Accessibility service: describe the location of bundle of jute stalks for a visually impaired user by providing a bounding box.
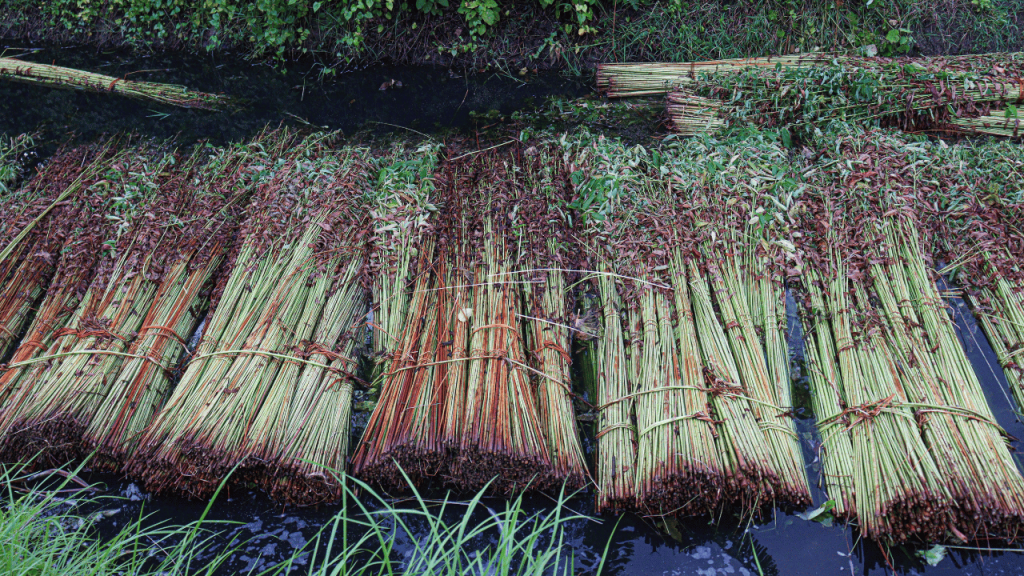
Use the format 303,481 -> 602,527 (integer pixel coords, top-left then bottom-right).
793,128 -> 1024,542
598,51 -> 1024,138
128,133 -> 373,500
929,139 -> 1024,410
85,134 -> 289,469
513,144 -> 590,493
567,130 -> 810,515
355,147 -> 560,494
666,52 -> 1024,137
350,143 -> 442,490
597,54 -> 825,98
601,51 -> 1024,99
0,144 -> 179,465
676,134 -> 810,513
0,143 -> 144,461
0,143 -> 113,360
366,142 -> 441,384
0,57 -> 229,109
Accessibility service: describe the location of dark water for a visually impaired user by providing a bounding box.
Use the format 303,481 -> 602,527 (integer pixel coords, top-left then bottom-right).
0,44 -> 589,156
4,45 -> 1024,576
62,287 -> 1024,576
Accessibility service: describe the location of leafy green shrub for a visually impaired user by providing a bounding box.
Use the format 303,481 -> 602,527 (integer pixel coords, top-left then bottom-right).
27,0 -> 609,57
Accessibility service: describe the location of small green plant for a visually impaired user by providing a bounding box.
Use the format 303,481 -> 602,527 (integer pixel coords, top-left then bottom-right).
881,26 -> 913,55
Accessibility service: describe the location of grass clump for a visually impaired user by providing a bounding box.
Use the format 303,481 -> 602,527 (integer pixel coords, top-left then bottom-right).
0,464 -> 240,575
0,133 -> 34,195
0,462 -> 603,576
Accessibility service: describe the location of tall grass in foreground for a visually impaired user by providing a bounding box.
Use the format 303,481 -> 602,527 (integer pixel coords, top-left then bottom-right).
0,462 -> 603,576
0,463 -> 241,575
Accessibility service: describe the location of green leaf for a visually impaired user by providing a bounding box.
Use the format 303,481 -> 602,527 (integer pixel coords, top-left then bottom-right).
917,545 -> 947,567
313,1 -> 322,11
885,29 -> 900,43
796,500 -> 836,527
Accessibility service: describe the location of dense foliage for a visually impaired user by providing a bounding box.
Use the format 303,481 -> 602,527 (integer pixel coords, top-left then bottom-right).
2,0 -> 1020,67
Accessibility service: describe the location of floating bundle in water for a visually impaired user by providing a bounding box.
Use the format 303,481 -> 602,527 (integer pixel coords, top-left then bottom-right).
793,208 -> 951,542
792,140 -> 952,540
795,128 -> 1024,541
128,134 -> 372,498
0,57 -> 229,109
665,52 -> 1024,137
689,140 -> 810,510
596,54 -> 821,98
453,154 -> 554,492
569,133 -> 729,510
568,136 -> 683,513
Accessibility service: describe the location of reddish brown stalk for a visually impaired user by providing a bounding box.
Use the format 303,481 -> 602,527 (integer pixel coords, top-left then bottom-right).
0,144 -> 109,359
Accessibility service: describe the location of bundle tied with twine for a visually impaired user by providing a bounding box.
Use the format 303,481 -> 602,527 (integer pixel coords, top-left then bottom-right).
514,144 -> 590,493
244,145 -> 374,506
601,52 -> 1024,99
0,145 -> 184,465
669,134 -> 809,512
127,134 -> 378,499
0,143 -> 148,458
83,131 -> 293,468
663,52 -> 1024,137
597,54 -> 826,98
367,143 -> 441,383
350,143 -> 442,490
0,56 -> 229,110
794,128 -> 1024,542
569,131 -> 810,515
930,138 -> 1024,412
354,147 -> 557,494
0,143 -> 112,360
793,192 -> 951,542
